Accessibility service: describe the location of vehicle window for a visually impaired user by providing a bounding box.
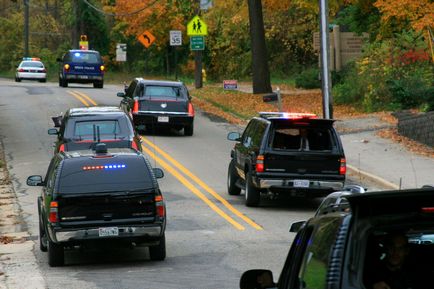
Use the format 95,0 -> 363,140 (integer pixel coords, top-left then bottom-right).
45,157 -> 61,193
270,127 -> 333,151
143,86 -> 182,99
58,157 -> 154,194
242,120 -> 257,148
73,120 -> 121,140
251,121 -> 266,150
66,52 -> 101,64
21,61 -> 43,68
296,217 -> 342,289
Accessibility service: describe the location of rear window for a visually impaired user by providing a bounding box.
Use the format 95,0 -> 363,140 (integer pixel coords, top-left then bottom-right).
270,125 -> 333,151
143,85 -> 183,99
58,156 -> 154,194
20,61 -> 44,68
73,120 -> 122,140
65,52 -> 102,64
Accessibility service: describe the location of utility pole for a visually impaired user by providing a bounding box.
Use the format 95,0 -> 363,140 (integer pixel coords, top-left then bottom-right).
319,0 -> 333,119
194,0 -> 203,88
24,0 -> 29,57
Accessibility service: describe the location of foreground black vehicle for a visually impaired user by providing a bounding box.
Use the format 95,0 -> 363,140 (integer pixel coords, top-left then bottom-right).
48,106 -> 142,153
117,78 -> 195,136
27,145 -> 166,267
227,112 -> 346,207
240,186 -> 434,289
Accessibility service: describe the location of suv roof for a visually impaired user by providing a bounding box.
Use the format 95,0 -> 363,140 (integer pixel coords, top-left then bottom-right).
258,111 -> 318,120
135,78 -> 184,87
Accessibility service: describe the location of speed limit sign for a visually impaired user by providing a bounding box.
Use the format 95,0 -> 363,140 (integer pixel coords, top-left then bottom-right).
170,30 -> 182,46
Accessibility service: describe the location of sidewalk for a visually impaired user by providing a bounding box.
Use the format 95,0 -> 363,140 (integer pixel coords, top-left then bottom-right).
336,116 -> 434,190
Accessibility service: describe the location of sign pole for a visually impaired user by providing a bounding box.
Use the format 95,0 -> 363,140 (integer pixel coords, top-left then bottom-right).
319,0 -> 333,119
175,47 -> 178,80
194,51 -> 203,88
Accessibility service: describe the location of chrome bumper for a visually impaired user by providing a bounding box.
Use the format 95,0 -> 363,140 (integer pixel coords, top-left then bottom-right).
55,226 -> 162,242
259,179 -> 344,190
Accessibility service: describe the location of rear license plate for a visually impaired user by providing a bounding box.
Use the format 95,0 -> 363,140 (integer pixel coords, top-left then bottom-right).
78,75 -> 89,79
158,116 -> 169,123
99,227 -> 119,237
293,180 -> 310,188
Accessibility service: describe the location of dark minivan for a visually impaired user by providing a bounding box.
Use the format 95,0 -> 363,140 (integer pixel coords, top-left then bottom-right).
57,49 -> 105,88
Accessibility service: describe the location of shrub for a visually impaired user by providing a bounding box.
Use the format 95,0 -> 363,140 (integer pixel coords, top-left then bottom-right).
295,68 -> 321,89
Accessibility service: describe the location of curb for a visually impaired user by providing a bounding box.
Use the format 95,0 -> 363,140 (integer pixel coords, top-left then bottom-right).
347,164 -> 399,190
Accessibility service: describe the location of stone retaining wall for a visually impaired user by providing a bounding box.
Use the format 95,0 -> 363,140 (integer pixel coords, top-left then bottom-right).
395,111 -> 434,147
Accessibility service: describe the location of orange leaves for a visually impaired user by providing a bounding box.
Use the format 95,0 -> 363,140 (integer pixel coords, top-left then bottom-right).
374,0 -> 434,31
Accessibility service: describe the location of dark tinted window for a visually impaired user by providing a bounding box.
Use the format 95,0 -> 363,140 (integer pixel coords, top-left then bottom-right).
20,61 -> 44,68
58,156 -> 154,194
143,85 -> 183,99
270,126 -> 333,151
65,51 -> 101,64
73,120 -> 121,139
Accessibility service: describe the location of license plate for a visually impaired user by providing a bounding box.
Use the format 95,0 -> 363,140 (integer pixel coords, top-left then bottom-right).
293,180 -> 310,188
78,75 -> 89,79
98,227 -> 119,237
158,116 -> 169,123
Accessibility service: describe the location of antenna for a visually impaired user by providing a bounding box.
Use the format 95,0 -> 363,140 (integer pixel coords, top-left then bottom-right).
93,124 -> 97,142
97,126 -> 101,143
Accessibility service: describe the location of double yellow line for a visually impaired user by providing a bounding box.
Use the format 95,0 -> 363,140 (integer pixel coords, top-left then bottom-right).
67,90 -> 98,106
66,90 -> 262,231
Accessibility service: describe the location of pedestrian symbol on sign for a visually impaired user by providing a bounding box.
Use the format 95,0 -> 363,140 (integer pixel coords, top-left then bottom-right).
187,16 -> 208,36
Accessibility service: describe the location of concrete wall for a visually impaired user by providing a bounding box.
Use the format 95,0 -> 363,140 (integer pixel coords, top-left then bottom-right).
395,111 -> 434,147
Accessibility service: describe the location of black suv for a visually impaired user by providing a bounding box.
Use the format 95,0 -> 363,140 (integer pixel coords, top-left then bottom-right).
57,49 -> 105,88
27,145 -> 166,267
240,186 -> 434,289
227,112 -> 346,207
48,106 -> 142,153
117,78 -> 195,136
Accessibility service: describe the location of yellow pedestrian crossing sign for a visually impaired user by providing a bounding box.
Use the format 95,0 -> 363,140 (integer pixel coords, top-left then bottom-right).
187,16 -> 208,36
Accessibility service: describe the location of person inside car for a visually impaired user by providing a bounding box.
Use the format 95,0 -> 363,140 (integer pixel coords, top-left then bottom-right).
365,232 -> 422,289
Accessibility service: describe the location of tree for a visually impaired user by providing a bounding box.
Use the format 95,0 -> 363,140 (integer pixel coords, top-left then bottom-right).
247,0 -> 272,93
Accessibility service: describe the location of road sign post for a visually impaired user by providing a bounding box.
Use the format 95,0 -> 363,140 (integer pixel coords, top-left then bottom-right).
187,15 -> 208,89
137,30 -> 156,48
170,30 -> 182,79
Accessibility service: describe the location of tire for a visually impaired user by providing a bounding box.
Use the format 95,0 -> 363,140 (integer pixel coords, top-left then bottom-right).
48,240 -> 64,267
227,160 -> 241,195
38,215 -> 47,252
184,123 -> 194,136
149,234 -> 166,261
60,77 -> 67,87
94,81 -> 103,88
15,77 -> 21,82
245,171 -> 260,207
40,78 -> 46,83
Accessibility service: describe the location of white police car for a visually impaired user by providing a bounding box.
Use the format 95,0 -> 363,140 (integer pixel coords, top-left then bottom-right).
15,57 -> 47,82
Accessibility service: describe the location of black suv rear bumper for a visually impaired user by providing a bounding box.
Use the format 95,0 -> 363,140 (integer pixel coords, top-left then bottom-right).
133,112 -> 193,127
255,177 -> 345,195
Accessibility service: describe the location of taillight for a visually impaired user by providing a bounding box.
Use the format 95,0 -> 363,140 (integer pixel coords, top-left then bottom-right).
132,98 -> 139,114
41,69 -> 47,73
188,103 -> 194,117
421,207 -> 434,213
256,155 -> 265,173
155,195 -> 165,218
49,201 -> 59,223
100,65 -> 105,72
339,158 -> 346,175
131,140 -> 138,150
59,144 -> 65,152
64,64 -> 70,71
18,68 -> 25,72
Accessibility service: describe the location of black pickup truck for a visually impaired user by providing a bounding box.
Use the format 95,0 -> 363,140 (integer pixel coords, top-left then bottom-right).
27,144 -> 166,266
227,112 -> 346,207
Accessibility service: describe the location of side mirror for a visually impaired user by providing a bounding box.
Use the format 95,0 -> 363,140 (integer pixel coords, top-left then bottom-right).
51,116 -> 62,127
240,269 -> 275,289
290,221 -> 306,233
117,92 -> 126,98
227,132 -> 241,141
153,168 -> 164,179
56,57 -> 62,62
27,175 -> 43,186
48,128 -> 59,135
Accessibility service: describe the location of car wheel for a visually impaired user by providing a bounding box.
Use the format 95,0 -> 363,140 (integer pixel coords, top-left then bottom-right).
149,234 -> 166,261
39,215 -> 48,252
93,81 -> 103,88
245,171 -> 260,207
15,77 -> 21,82
40,78 -> 46,83
228,160 -> 241,195
184,123 -> 194,136
48,240 -> 64,267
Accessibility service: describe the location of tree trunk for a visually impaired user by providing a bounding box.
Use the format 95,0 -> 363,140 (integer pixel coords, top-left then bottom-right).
247,0 -> 272,94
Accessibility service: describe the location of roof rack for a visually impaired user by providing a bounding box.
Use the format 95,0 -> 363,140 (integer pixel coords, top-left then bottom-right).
258,112 -> 317,120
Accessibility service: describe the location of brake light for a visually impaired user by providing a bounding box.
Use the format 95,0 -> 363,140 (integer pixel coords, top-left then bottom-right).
18,68 -> 25,72
49,201 -> 59,223
59,144 -> 65,152
256,155 -> 265,173
155,195 -> 165,218
188,103 -> 195,117
132,98 -> 139,114
339,158 -> 346,175
100,65 -> 105,72
421,207 -> 434,213
131,141 -> 138,150
64,64 -> 70,71
41,68 -> 46,73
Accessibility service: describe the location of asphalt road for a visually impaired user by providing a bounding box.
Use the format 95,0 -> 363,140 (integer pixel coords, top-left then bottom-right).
0,79 -> 381,289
